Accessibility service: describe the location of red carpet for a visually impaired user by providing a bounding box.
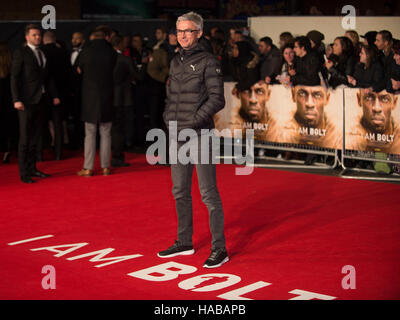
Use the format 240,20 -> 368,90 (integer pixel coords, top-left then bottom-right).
0,150 -> 399,300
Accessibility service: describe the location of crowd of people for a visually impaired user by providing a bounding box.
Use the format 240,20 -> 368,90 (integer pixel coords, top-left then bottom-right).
0,22 -> 399,181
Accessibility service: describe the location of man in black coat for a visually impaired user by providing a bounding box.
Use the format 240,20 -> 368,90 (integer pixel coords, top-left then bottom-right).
110,34 -> 135,167
41,30 -> 71,160
289,36 -> 322,86
258,36 -> 282,84
68,31 -> 85,150
77,30 -> 117,177
375,30 -> 394,84
158,12 -> 228,269
11,24 -> 60,183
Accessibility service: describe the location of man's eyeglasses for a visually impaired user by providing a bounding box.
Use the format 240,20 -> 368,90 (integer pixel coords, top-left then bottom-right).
176,29 -> 199,36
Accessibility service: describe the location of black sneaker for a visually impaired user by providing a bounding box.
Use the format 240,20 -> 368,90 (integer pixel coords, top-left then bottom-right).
157,241 -> 194,258
203,248 -> 229,268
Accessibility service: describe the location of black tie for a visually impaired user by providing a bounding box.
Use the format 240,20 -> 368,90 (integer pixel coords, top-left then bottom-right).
36,48 -> 44,68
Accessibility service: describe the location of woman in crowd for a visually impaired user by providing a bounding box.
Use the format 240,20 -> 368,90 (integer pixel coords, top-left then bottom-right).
388,39 -> 400,93
347,45 -> 385,92
307,30 -> 326,65
229,40 -> 259,86
345,30 -> 362,57
277,43 -> 295,86
0,41 -> 18,164
325,43 -> 334,59
278,32 -> 294,51
325,36 -> 356,89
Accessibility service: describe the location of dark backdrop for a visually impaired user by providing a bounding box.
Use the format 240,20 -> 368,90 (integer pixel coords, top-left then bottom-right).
0,19 -> 247,52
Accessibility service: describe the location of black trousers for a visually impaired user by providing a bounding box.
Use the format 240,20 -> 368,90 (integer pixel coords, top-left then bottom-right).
111,106 -> 128,162
133,84 -> 147,146
17,96 -> 46,178
170,137 -> 226,250
67,92 -> 84,149
38,102 -> 64,158
148,79 -> 166,130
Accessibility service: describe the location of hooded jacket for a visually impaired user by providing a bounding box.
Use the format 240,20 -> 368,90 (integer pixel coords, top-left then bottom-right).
163,37 -> 225,133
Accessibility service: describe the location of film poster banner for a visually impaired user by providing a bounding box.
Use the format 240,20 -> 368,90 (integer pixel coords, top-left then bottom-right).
214,82 -> 343,149
344,88 -> 400,155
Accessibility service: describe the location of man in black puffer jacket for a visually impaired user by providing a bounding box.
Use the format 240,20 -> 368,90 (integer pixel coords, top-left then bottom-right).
163,36 -> 224,132
158,11 -> 229,269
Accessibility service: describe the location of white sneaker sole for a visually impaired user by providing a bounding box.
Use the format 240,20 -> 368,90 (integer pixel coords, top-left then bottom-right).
157,249 -> 195,258
203,256 -> 229,268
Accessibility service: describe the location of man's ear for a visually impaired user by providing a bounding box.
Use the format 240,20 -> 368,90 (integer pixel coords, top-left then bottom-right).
393,96 -> 398,111
198,30 -> 203,39
326,92 -> 330,104
291,87 -> 296,103
357,91 -> 361,107
266,87 -> 271,101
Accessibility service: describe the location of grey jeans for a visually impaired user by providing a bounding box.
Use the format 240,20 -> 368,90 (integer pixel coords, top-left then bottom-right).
170,134 -> 226,250
83,122 -> 112,170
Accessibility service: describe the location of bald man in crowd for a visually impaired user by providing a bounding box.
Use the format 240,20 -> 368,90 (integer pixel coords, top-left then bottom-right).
41,30 -> 70,160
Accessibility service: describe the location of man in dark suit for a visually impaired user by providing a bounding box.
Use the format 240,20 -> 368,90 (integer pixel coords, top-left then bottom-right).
110,34 -> 135,167
11,24 -> 60,183
76,30 -> 117,177
41,30 -> 71,160
68,31 -> 85,150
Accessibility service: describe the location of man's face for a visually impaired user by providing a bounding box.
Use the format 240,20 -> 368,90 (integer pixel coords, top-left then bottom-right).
293,41 -> 304,57
239,81 -> 270,122
258,41 -> 269,55
168,33 -> 177,45
375,34 -> 385,51
292,86 -> 329,127
25,29 -> 42,47
155,29 -> 164,41
71,32 -> 84,47
393,53 -> 400,65
132,36 -> 142,50
176,20 -> 202,50
233,33 -> 243,43
357,89 -> 397,133
122,36 -> 130,49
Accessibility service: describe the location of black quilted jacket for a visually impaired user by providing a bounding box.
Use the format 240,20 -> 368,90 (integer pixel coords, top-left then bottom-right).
163,39 -> 225,133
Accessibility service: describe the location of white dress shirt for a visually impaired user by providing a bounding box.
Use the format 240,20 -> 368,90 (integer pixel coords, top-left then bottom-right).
27,43 -> 46,68
71,47 -> 82,66
27,43 -> 46,93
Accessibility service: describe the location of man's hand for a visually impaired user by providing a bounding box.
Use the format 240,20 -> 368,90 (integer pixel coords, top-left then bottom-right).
288,68 -> 296,76
14,101 -> 24,111
347,75 -> 356,86
265,76 -> 271,84
53,98 -> 61,106
325,60 -> 334,70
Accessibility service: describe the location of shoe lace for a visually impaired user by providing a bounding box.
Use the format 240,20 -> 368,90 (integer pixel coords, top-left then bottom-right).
171,241 -> 181,249
209,250 -> 219,261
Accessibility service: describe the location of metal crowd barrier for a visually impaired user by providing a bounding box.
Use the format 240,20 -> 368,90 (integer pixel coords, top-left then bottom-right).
216,84 -> 400,182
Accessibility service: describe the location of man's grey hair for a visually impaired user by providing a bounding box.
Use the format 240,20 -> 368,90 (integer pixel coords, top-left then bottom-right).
176,11 -> 203,31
